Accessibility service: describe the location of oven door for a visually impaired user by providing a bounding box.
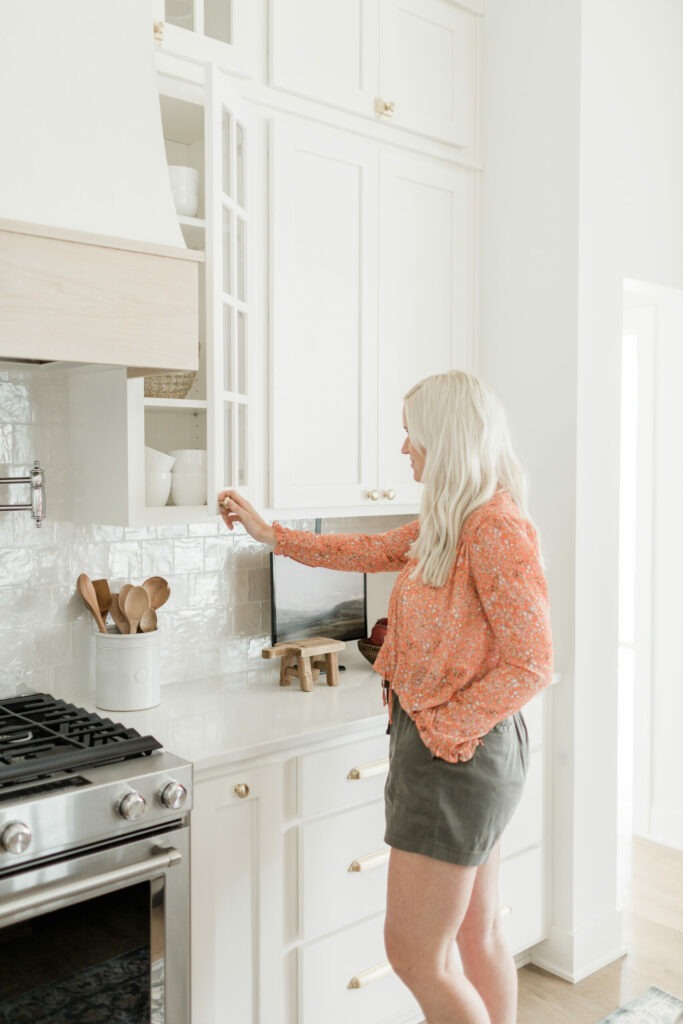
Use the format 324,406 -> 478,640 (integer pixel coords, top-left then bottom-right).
0,826 -> 189,1024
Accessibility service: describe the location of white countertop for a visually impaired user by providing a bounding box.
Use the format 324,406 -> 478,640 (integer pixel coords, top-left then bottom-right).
70,648 -> 386,773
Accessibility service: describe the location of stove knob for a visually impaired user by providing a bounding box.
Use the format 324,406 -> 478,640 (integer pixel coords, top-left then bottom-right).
118,791 -> 147,821
1,821 -> 32,855
159,781 -> 188,810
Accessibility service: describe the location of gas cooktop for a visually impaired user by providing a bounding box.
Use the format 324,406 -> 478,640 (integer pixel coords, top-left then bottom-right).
0,693 -> 162,788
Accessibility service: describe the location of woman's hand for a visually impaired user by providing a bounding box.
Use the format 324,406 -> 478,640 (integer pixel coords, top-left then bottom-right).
217,489 -> 277,547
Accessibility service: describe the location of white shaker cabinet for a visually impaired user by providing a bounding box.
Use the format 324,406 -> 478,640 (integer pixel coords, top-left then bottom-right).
67,61 -> 258,525
190,692 -> 547,1024
269,117 -> 476,512
269,0 -> 481,151
376,148 -> 477,507
191,761 -> 285,1024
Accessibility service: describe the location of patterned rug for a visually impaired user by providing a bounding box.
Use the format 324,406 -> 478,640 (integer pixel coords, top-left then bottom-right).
0,945 -> 150,1023
596,987 -> 683,1023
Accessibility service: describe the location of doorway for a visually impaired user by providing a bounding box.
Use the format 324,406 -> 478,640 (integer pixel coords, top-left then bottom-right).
617,298 -> 656,863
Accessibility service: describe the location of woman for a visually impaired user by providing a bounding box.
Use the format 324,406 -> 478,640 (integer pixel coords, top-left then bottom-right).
218,370 -> 553,1024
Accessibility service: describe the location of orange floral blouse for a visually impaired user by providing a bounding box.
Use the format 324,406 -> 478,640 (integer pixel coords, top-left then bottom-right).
273,490 -> 553,762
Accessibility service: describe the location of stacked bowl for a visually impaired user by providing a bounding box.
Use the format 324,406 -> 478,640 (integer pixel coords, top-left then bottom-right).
145,447 -> 176,506
168,165 -> 199,217
170,450 -> 207,506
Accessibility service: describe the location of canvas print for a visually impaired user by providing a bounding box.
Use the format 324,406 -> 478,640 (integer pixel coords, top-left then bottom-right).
270,555 -> 367,645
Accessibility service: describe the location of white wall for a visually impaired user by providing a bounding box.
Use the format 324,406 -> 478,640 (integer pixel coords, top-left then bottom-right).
478,0 -> 584,975
480,0 -> 683,983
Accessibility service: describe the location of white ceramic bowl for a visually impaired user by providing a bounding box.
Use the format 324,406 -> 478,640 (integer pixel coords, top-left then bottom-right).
168,165 -> 199,191
145,446 -> 176,473
169,449 -> 208,472
171,471 -> 207,506
145,471 -> 173,507
171,187 -> 198,217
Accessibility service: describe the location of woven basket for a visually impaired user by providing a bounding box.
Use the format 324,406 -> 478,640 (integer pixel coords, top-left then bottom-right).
144,371 -> 197,399
357,638 -> 381,665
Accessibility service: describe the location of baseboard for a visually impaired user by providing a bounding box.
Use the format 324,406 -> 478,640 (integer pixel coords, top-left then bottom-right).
529,910 -> 626,982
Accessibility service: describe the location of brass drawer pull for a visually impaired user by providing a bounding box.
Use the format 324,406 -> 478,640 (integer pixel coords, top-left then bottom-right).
348,960 -> 393,989
374,98 -> 396,118
347,758 -> 390,781
233,783 -> 250,799
348,849 -> 390,873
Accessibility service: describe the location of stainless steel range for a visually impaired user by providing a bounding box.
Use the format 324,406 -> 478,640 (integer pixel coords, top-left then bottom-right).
0,692 -> 192,1024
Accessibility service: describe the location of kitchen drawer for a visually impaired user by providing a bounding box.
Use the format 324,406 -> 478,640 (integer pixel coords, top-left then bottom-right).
499,846 -> 545,954
500,748 -> 543,859
300,800 -> 388,939
299,914 -> 421,1024
298,732 -> 389,818
522,692 -> 544,749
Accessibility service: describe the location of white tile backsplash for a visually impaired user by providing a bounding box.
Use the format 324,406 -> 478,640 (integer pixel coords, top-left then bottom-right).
0,367 -> 410,700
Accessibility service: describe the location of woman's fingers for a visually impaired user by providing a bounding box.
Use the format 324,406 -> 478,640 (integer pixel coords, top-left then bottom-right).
216,489 -> 275,546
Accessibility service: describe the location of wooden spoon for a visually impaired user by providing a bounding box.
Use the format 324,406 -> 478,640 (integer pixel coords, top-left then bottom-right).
118,583 -> 133,619
139,607 -> 158,633
76,574 -> 107,633
108,593 -> 129,634
92,579 -> 112,624
142,576 -> 171,611
123,586 -> 150,636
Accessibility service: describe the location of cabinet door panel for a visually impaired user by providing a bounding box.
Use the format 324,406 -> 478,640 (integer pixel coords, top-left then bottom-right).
499,846 -> 545,953
270,0 -> 379,116
300,800 -> 388,938
156,0 -> 261,78
300,914 -> 421,1024
191,765 -> 285,1024
299,732 -> 390,817
377,151 -> 476,504
271,119 -> 379,508
380,0 -> 480,148
206,69 -> 255,502
500,749 -> 543,859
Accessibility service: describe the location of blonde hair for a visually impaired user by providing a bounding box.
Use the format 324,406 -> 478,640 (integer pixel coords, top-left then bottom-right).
404,370 -> 529,587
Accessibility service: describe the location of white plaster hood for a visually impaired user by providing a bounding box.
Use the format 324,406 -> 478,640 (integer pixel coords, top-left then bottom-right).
0,0 -> 201,372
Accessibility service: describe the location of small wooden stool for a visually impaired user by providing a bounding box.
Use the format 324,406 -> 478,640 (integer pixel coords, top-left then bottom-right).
262,637 -> 346,692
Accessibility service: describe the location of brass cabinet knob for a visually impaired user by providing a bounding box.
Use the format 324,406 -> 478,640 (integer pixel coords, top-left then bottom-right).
374,97 -> 396,118
233,783 -> 250,799
382,489 -> 396,501
366,489 -> 379,501
153,20 -> 164,44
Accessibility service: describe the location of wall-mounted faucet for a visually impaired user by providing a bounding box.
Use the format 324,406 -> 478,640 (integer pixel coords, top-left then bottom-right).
0,461 -> 46,527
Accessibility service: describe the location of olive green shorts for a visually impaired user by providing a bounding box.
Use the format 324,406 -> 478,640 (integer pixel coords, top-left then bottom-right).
384,695 -> 529,867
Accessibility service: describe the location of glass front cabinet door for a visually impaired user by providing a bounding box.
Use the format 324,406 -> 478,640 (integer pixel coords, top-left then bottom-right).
205,65 -> 254,506
67,63 -> 256,527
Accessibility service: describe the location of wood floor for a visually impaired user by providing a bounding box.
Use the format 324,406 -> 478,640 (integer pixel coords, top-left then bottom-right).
517,835 -> 683,1024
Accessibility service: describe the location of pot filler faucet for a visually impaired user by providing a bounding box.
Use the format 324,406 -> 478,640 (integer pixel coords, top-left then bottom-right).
0,461 -> 46,526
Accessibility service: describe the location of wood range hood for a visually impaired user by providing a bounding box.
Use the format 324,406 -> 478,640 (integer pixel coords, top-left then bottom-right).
0,0 -> 202,376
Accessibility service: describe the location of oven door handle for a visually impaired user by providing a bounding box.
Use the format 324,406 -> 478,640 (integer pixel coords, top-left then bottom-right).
0,845 -> 182,924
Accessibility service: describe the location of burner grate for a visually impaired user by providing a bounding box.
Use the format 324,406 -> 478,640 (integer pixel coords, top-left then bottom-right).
0,694 -> 162,786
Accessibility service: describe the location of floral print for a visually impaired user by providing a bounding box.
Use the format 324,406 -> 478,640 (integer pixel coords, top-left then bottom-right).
273,490 -> 553,762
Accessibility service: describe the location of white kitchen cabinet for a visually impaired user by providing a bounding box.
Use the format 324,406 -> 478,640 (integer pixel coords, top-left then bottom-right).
191,761 -> 285,1024
67,60 -> 258,525
151,0 -> 262,78
190,691 -> 547,1024
269,0 -> 481,151
270,116 -> 476,512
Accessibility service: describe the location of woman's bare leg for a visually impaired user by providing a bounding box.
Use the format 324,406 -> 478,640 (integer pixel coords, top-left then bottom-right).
456,842 -> 517,1024
384,848 -> 491,1024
